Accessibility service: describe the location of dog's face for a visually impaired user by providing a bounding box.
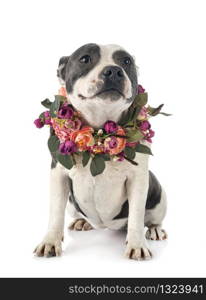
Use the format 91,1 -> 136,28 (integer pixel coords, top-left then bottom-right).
57,43 -> 138,117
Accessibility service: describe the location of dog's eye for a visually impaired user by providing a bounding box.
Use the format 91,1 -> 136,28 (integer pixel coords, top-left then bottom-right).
79,55 -> 91,64
123,57 -> 131,65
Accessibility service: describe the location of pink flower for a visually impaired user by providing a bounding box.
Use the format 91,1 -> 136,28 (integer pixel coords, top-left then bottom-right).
104,120 -> 118,133
104,126 -> 126,155
44,111 -> 50,118
34,118 -> 44,128
51,118 -> 71,142
138,84 -> 145,94
58,87 -> 67,97
139,120 -> 151,131
58,104 -> 74,119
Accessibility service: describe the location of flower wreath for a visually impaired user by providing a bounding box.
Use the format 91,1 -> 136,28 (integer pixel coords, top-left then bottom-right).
34,85 -> 170,176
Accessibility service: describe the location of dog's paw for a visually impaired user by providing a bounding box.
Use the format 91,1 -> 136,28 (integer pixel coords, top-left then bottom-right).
68,218 -> 93,231
34,234 -> 62,258
146,226 -> 167,241
125,243 -> 152,261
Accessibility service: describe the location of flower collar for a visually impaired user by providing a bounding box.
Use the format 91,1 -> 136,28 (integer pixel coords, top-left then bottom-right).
34,85 -> 170,176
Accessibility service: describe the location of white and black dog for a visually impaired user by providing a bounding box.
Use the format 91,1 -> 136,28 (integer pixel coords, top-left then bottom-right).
34,43 -> 167,260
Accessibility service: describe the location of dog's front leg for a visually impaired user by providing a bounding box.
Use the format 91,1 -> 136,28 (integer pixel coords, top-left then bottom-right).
34,164 -> 69,257
125,168 -> 152,260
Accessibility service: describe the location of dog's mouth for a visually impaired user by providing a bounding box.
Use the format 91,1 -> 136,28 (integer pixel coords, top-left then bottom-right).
78,88 -> 124,100
94,88 -> 124,98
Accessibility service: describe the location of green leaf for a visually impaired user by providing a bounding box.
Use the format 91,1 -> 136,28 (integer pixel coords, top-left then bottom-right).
82,151 -> 91,167
134,93 -> 148,107
50,96 -> 61,117
56,153 -> 74,169
148,104 -> 164,116
48,135 -> 60,153
39,112 -> 45,119
119,93 -> 148,126
160,112 -> 172,116
41,98 -> 52,109
54,95 -> 67,103
126,128 -> 144,142
135,143 -> 153,155
90,155 -> 106,176
124,147 -> 136,160
99,153 -> 111,161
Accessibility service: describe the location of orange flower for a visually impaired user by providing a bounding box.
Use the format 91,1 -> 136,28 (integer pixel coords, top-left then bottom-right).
70,126 -> 94,151
58,87 -> 67,97
104,126 -> 126,155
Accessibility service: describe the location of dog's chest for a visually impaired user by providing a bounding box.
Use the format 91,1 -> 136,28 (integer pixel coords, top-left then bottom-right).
67,160 -> 128,226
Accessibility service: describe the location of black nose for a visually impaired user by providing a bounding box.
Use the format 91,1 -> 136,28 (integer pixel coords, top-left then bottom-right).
101,66 -> 124,81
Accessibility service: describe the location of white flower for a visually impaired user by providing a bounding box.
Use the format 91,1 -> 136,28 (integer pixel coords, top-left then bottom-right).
97,129 -> 103,136
113,156 -> 119,162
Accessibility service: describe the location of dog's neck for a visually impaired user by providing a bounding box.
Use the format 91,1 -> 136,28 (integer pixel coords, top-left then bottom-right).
70,99 -> 130,128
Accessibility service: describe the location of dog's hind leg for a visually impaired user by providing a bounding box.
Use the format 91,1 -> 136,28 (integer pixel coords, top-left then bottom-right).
145,188 -> 168,241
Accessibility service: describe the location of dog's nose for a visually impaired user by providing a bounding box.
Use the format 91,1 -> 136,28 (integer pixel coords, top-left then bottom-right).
101,66 -> 124,81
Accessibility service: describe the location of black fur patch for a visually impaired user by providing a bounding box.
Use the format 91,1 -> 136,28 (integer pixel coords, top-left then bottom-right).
112,50 -> 137,103
57,56 -> 70,81
146,171 -> 162,209
113,171 -> 162,220
51,158 -> 57,169
65,43 -> 101,93
68,178 -> 87,217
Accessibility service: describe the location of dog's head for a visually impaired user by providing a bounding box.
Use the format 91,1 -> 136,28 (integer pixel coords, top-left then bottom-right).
57,44 -> 138,122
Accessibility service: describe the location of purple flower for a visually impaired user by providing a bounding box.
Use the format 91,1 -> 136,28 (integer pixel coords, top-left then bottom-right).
34,118 -> 44,128
45,119 -> 51,125
138,84 -> 145,94
59,140 -> 77,155
104,120 -> 118,133
44,111 -> 50,118
108,136 -> 118,149
58,105 -> 74,119
140,120 -> 151,131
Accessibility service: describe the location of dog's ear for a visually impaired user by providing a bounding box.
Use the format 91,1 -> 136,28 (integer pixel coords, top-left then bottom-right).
57,56 -> 70,83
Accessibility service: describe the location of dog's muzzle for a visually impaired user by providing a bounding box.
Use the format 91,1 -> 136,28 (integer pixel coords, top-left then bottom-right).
95,65 -> 125,100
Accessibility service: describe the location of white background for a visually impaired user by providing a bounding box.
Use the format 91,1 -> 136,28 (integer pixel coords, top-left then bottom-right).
0,0 -> 206,277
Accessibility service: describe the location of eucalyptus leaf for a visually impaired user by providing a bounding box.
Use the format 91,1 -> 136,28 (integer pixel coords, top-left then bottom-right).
134,93 -> 148,107
82,151 -> 91,167
41,98 -> 52,109
160,112 -> 172,116
148,104 -> 164,116
39,112 -> 45,119
55,95 -> 67,103
56,153 -> 74,169
90,155 -> 106,176
99,153 -> 111,161
119,93 -> 148,126
48,135 -> 60,153
126,128 -> 144,142
124,147 -> 136,160
135,143 -> 153,155
50,96 -> 61,117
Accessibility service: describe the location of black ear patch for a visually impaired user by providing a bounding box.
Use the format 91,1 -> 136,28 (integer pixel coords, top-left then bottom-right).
57,56 -> 70,81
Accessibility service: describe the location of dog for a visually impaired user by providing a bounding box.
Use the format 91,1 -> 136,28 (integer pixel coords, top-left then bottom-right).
34,43 -> 167,260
